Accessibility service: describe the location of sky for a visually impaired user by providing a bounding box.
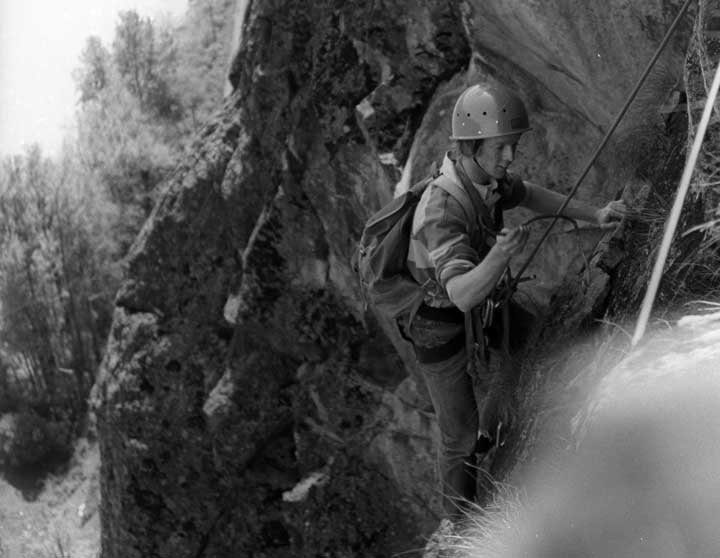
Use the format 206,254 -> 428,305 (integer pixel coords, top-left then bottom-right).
0,0 -> 188,158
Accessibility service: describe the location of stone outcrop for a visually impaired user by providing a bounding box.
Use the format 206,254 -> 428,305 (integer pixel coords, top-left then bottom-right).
94,1 -> 698,556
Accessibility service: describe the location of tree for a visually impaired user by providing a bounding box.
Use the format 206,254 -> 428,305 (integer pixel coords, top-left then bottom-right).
73,36 -> 111,103
74,78 -> 179,254
113,10 -> 180,119
171,0 -> 236,127
0,146 -> 121,422
0,0 -> 243,450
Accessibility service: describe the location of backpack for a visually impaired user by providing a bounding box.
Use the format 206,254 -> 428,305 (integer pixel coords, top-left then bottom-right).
355,166 -> 493,325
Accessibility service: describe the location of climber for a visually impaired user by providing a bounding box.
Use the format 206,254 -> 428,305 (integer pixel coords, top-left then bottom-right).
406,83 -> 627,523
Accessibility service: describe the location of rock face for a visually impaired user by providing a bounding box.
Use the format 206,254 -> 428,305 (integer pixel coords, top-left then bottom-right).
94,1 -> 696,556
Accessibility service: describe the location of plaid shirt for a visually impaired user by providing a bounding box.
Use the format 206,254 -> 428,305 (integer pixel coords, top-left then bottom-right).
407,152 -> 526,308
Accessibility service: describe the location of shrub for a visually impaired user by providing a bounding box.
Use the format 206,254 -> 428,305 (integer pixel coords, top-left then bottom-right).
0,411 -> 72,470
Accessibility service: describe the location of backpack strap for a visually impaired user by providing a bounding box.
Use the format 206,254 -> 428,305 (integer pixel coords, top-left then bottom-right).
433,172 -> 496,244
433,167 -> 507,372
433,173 -> 475,219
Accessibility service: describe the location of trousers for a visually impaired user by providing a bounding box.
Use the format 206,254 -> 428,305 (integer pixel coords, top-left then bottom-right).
406,300 -> 534,518
408,313 -> 494,518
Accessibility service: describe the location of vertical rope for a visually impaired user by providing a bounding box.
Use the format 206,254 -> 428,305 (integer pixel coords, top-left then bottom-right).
631,56 -> 720,346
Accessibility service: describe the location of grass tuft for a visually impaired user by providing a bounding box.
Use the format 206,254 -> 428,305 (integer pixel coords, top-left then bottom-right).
451,485 -> 526,558
42,532 -> 72,558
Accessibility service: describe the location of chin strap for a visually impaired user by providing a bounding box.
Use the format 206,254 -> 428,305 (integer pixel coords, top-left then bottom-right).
467,154 -> 494,184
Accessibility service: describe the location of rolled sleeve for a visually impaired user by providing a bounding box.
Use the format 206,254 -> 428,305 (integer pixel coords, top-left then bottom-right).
415,188 -> 479,291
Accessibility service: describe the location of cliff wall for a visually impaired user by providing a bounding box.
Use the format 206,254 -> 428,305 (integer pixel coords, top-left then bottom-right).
94,1 -> 696,556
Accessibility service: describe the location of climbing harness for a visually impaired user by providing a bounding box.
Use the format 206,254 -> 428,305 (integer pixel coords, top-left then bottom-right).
477,213 -> 588,355
632,53 -> 720,346
507,0 -> 697,296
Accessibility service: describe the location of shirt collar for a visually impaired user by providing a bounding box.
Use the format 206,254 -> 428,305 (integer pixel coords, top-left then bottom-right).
441,151 -> 498,202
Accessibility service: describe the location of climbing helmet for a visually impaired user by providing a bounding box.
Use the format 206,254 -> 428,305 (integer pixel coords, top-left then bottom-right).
450,84 -> 531,140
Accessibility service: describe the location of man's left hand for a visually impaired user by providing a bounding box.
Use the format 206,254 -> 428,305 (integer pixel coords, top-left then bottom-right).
595,200 -> 628,229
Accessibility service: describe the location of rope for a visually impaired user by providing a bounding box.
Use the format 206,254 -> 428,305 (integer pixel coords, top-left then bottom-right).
509,0 -> 696,293
488,214 -> 590,301
631,54 -> 720,346
479,213 -> 580,238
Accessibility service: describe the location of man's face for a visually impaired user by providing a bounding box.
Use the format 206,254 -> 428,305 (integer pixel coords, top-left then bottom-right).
474,133 -> 522,179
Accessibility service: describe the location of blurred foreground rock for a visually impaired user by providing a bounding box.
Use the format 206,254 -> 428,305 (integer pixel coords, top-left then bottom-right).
451,311 -> 720,558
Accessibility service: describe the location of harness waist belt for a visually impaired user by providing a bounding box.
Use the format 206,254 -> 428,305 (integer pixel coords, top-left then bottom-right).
414,332 -> 465,364
416,303 -> 464,323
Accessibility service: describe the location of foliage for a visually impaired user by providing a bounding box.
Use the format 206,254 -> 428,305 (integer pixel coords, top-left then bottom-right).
171,0 -> 237,127
113,10 -> 182,120
74,80 -> 178,253
72,36 -> 111,104
0,411 -> 71,470
0,1 -> 237,471
0,146 -> 120,426
71,2 -> 237,252
676,11 -> 720,297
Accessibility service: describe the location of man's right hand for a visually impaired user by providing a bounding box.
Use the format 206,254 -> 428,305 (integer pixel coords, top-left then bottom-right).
495,225 -> 529,257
